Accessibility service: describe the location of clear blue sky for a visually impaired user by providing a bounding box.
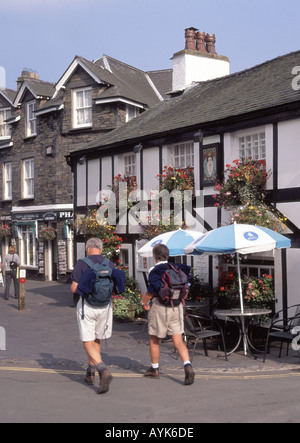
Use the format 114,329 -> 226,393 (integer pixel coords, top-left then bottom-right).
1,0 -> 300,90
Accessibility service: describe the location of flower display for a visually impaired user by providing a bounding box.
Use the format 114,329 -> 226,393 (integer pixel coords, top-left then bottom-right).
216,266 -> 275,310
214,158 -> 269,208
230,203 -> 287,232
0,224 -> 11,238
213,158 -> 287,231
75,210 -> 122,263
112,269 -> 143,319
157,166 -> 194,193
39,227 -> 56,241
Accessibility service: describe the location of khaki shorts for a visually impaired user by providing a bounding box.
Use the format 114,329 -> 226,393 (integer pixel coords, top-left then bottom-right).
76,299 -> 113,342
148,297 -> 184,338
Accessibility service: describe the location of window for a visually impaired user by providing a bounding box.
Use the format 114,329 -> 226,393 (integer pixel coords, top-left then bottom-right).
20,224 -> 36,267
226,258 -> 274,280
174,142 -> 194,169
73,88 -> 92,128
239,133 -> 266,162
3,162 -> 12,200
0,108 -> 11,138
23,158 -> 34,198
126,105 -> 140,122
26,101 -> 37,137
124,154 -> 136,177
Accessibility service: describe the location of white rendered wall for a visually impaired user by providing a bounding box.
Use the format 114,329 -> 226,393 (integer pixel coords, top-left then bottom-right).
172,52 -> 230,91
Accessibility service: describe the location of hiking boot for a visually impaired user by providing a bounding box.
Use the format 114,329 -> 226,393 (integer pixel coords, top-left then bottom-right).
184,365 -> 195,385
98,369 -> 113,394
85,368 -> 95,385
145,367 -> 160,379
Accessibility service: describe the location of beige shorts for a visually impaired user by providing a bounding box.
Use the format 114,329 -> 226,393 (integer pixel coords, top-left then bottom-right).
148,297 -> 184,338
76,299 -> 113,342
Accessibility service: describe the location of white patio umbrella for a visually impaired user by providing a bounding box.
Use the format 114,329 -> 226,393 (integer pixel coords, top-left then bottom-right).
138,228 -> 204,258
184,223 -> 291,313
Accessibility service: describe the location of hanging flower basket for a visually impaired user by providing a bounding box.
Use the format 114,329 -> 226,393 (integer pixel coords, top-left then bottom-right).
0,224 -> 11,238
40,227 -> 56,241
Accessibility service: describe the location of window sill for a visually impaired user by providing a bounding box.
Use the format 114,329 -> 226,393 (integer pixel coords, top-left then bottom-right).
19,197 -> 34,202
24,134 -> 37,140
68,126 -> 93,134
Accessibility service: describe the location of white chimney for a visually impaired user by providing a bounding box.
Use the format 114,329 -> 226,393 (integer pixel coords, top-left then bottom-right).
171,27 -> 230,92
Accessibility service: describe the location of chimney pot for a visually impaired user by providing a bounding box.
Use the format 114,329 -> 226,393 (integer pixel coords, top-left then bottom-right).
185,27 -> 198,51
196,31 -> 207,53
205,33 -> 217,54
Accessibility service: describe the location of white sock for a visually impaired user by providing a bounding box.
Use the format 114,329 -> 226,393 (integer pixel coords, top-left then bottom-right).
151,363 -> 159,369
183,360 -> 191,367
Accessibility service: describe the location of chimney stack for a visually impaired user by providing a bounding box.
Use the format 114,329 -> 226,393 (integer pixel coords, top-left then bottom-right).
17,69 -> 40,90
171,27 -> 230,92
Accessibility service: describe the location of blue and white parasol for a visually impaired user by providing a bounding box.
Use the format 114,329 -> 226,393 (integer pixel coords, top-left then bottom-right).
138,228 -> 204,258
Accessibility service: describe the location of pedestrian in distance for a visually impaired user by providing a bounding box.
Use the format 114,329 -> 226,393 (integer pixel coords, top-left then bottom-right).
71,237 -> 126,394
3,246 -> 21,301
141,243 -> 195,386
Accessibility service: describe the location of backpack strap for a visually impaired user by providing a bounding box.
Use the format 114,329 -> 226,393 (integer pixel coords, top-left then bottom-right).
80,257 -> 98,271
81,257 -> 111,273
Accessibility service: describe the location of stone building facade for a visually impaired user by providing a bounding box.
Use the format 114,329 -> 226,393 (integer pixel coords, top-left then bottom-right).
0,56 -> 172,281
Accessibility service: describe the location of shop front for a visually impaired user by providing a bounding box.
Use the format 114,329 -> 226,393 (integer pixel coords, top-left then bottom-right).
11,205 -> 74,282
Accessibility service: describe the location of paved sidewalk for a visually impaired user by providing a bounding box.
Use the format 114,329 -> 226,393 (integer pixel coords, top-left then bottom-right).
0,279 -> 299,423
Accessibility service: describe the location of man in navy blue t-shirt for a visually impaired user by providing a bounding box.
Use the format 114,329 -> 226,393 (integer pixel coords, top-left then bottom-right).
141,244 -> 195,386
71,237 -> 125,394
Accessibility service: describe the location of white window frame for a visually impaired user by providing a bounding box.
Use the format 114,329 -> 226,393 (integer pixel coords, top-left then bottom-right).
19,224 -> 37,267
73,87 -> 92,128
3,162 -> 12,200
26,101 -> 37,137
239,132 -> 266,162
23,158 -> 34,198
124,154 -> 136,177
174,141 -> 194,169
126,104 -> 140,122
0,108 -> 11,139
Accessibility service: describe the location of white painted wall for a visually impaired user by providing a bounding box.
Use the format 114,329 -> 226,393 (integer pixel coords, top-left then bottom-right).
172,52 -> 230,91
278,119 -> 300,189
87,159 -> 100,206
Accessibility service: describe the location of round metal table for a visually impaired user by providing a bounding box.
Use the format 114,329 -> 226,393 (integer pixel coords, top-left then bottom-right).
214,309 -> 272,358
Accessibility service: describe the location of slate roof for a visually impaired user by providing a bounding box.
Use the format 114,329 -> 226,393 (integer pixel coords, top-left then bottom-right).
14,78 -> 55,106
0,88 -> 16,105
71,50 -> 300,154
38,54 -> 172,113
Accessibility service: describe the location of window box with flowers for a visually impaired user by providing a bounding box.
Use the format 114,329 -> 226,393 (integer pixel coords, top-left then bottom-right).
158,166 -> 194,194
141,165 -> 193,239
0,224 -> 11,238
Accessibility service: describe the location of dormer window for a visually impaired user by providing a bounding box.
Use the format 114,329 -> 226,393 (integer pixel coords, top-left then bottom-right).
126,104 -> 140,122
0,108 -> 11,138
73,87 -> 92,128
26,101 -> 37,137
